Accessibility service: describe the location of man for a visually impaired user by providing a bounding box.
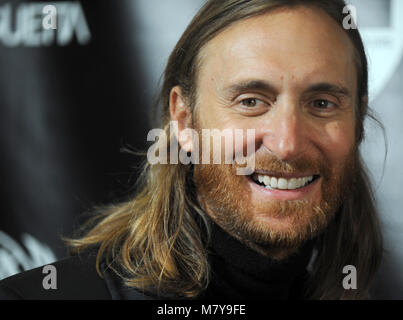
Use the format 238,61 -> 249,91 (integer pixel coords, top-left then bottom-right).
0,0 -> 383,300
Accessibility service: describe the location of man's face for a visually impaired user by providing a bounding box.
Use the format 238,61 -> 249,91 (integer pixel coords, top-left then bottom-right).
191,6 -> 359,257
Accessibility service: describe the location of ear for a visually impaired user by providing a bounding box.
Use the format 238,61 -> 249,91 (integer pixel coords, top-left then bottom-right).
169,86 -> 194,152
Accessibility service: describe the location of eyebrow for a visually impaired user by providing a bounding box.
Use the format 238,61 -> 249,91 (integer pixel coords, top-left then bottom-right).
222,80 -> 278,97
221,80 -> 351,98
304,82 -> 351,97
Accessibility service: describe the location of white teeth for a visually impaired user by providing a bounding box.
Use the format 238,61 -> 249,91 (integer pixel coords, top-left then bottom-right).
270,177 -> 278,189
297,177 -> 303,186
278,178 -> 288,189
253,174 -> 315,190
288,178 -> 297,190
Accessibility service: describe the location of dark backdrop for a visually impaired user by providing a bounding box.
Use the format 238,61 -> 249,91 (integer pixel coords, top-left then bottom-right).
0,0 -> 150,276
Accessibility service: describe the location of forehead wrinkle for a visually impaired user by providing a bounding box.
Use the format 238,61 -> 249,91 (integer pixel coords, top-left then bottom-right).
201,39 -> 355,96
196,6 -> 359,107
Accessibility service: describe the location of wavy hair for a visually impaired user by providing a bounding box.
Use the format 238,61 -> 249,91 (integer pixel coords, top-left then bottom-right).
67,0 -> 383,299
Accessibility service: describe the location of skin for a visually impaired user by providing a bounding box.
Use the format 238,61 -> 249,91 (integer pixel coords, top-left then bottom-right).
170,6 -> 360,258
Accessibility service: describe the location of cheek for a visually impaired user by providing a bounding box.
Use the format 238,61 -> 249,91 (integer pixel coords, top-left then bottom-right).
319,120 -> 355,165
197,104 -> 231,130
199,113 -> 253,155
220,120 -> 258,159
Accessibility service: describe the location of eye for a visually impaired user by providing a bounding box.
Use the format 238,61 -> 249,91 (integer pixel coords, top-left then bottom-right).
235,96 -> 271,116
311,99 -> 337,110
240,98 -> 262,108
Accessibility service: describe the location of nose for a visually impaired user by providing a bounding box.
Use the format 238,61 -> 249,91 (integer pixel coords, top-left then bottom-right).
261,100 -> 307,161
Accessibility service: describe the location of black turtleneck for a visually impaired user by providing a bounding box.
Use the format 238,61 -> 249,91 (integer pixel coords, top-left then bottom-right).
200,221 -> 315,300
103,216 -> 315,300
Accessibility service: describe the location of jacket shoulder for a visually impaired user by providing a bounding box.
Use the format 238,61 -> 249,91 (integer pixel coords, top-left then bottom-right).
0,249 -> 112,300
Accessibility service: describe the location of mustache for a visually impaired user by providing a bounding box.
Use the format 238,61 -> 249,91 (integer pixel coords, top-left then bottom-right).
235,148 -> 330,179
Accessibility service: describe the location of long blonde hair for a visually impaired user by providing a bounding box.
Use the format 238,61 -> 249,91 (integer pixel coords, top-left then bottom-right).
67,0 -> 383,299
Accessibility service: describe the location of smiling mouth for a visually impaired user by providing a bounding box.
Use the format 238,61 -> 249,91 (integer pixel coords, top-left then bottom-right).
250,172 -> 320,190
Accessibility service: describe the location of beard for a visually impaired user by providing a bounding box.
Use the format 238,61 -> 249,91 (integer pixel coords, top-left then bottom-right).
193,144 -> 357,259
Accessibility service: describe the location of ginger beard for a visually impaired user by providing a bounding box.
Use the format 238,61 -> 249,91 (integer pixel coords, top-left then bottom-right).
193,143 -> 358,258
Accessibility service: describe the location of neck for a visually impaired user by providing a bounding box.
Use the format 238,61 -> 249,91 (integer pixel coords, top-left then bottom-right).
231,233 -> 303,261
203,220 -> 315,299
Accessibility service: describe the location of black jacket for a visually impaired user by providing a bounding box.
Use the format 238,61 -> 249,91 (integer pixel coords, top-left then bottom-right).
0,250 -> 153,300
0,223 -> 314,300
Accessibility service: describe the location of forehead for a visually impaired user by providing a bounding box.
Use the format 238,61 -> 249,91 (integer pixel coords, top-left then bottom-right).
198,6 -> 357,94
